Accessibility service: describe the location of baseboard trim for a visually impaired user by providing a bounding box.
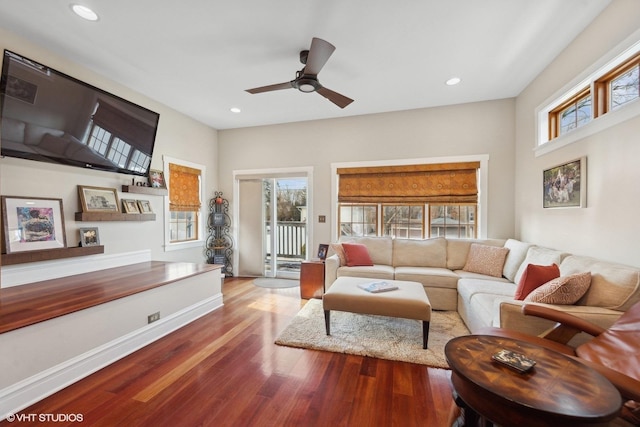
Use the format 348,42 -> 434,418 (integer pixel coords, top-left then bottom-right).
0,293 -> 223,420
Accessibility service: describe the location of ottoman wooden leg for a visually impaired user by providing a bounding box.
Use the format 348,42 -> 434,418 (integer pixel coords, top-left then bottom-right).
423,320 -> 430,349
324,310 -> 331,335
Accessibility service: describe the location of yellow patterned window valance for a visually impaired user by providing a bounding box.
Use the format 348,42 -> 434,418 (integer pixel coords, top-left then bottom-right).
169,163 -> 202,211
337,162 -> 479,203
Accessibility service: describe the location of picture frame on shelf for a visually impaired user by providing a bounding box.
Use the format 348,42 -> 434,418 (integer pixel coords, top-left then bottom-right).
212,212 -> 225,226
1,196 -> 67,253
79,227 -> 100,247
137,200 -> 153,213
149,169 -> 166,189
543,157 -> 586,209
317,244 -> 329,260
122,199 -> 140,213
78,185 -> 120,213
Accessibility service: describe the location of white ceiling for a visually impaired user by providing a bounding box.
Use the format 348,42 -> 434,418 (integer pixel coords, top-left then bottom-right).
0,0 -> 610,130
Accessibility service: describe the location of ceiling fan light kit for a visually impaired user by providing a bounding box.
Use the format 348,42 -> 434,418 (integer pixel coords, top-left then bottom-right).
246,37 -> 354,108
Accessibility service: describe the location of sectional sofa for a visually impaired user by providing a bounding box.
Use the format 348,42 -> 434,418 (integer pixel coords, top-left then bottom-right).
325,236 -> 640,344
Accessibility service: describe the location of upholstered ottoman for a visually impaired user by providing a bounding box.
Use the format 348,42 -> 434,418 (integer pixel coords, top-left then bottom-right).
323,276 -> 432,348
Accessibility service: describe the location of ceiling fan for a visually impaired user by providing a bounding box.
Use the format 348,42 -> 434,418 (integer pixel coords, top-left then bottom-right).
245,37 -> 354,109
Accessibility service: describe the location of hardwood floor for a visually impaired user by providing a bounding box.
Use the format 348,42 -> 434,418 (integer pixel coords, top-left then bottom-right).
2,277 -> 456,426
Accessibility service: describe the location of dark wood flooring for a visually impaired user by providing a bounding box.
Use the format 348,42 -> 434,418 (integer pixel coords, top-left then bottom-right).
2,277 -> 456,426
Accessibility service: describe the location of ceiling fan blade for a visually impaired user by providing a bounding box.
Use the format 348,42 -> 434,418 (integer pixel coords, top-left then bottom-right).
246,81 -> 294,94
316,86 -> 354,109
303,38 -> 335,75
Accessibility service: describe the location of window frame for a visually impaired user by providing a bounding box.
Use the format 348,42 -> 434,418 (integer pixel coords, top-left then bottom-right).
338,202 -> 477,240
537,37 -> 640,155
163,155 -> 206,251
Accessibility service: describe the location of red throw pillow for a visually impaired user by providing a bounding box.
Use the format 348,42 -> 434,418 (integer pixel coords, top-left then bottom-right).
514,263 -> 560,300
341,243 -> 374,267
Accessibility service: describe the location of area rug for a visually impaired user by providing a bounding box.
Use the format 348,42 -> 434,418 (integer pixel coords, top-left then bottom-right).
275,299 -> 470,368
253,278 -> 299,289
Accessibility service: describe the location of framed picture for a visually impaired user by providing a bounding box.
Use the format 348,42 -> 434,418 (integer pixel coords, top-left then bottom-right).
543,157 -> 586,209
122,199 -> 140,213
137,200 -> 153,213
1,196 -> 67,253
6,75 -> 38,104
149,169 -> 166,189
317,244 -> 329,260
79,227 -> 100,247
78,186 -> 120,212
212,212 -> 225,226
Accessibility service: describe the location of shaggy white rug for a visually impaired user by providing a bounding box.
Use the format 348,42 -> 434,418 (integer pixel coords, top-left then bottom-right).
275,299 -> 470,368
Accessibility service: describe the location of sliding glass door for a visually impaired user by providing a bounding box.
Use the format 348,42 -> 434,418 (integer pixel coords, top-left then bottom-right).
263,177 -> 308,278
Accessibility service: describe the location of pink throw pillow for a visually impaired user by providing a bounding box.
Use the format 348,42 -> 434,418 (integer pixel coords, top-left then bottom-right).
341,243 -> 374,267
524,272 -> 592,305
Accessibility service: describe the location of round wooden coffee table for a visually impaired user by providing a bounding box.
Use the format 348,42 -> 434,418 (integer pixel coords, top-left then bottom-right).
445,335 -> 622,427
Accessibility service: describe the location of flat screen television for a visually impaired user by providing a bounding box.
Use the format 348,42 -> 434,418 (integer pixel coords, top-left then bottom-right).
0,50 -> 160,177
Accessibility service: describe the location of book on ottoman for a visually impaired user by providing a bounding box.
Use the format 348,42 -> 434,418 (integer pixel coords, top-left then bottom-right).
358,281 -> 399,293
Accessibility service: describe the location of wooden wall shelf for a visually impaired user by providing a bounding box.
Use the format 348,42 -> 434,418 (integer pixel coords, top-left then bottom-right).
2,245 -> 105,266
75,212 -> 156,221
121,185 -> 168,196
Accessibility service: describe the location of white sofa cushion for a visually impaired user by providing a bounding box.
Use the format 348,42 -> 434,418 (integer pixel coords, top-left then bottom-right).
393,237 -> 446,268
514,246 -> 570,285
561,255 -> 640,311
502,239 -> 534,282
336,264 -> 394,281
394,266 -> 459,289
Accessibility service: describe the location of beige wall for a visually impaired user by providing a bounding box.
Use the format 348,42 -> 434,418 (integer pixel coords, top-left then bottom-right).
219,98 -> 517,265
0,28 -> 219,272
514,0 -> 640,268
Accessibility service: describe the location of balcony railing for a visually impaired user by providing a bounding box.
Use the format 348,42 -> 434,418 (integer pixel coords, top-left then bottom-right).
265,221 -> 307,262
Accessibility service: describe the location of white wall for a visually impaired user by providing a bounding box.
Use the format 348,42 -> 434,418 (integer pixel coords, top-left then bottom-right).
514,0 -> 640,268
0,28 -> 219,277
218,98 -> 516,264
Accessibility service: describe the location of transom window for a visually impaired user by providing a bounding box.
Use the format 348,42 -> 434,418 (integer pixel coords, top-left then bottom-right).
542,48 -> 640,144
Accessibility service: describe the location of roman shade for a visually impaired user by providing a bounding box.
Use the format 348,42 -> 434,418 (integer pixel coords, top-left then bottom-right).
169,163 -> 201,211
337,162 -> 479,203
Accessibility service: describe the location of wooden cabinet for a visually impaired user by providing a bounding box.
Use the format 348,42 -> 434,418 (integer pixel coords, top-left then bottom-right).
300,261 -> 325,299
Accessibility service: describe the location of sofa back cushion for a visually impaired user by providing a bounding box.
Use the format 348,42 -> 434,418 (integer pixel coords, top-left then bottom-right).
393,237 -> 447,268
339,236 -> 393,265
446,238 -> 505,270
561,255 -> 640,311
514,246 -> 570,285
502,239 -> 534,282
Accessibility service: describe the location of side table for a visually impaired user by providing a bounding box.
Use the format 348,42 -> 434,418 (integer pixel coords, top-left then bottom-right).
445,334 -> 621,427
300,261 -> 325,299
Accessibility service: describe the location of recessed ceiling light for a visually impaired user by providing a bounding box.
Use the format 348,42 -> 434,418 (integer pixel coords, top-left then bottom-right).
446,77 -> 461,86
71,4 -> 99,21
230,107 -> 241,113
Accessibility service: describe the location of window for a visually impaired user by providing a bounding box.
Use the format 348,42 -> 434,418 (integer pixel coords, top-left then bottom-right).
164,157 -> 205,248
339,203 -> 477,239
339,204 -> 377,236
337,162 -> 479,239
549,89 -> 592,139
610,61 -> 639,110
540,43 -> 640,146
382,205 -> 423,239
